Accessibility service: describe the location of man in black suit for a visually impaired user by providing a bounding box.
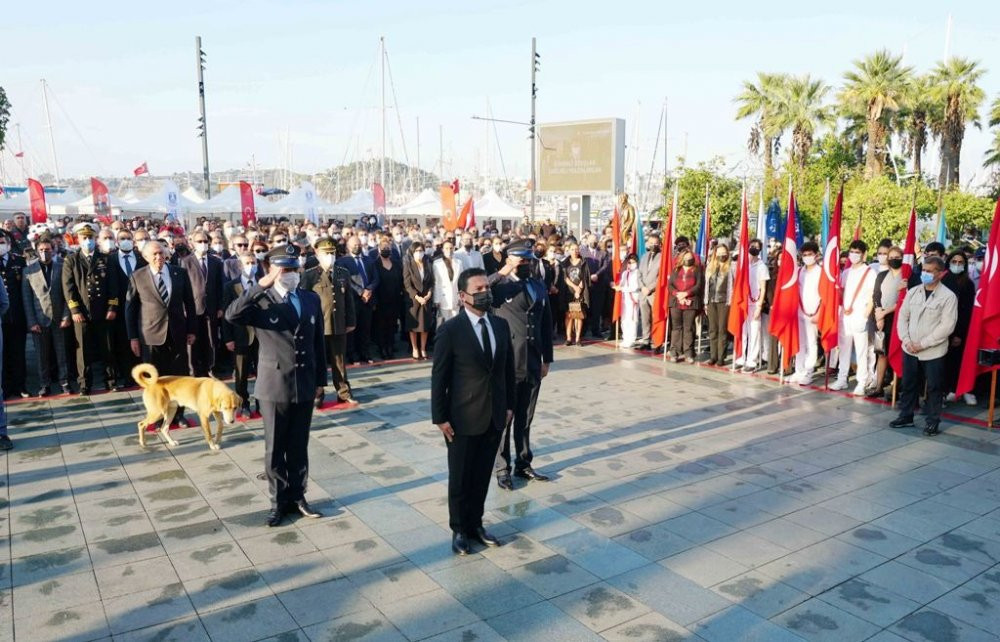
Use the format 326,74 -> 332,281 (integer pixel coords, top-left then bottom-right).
0,229 -> 29,398
432,267 -> 515,556
107,229 -> 146,388
337,235 -> 379,364
126,240 -> 197,426
488,240 -> 555,490
178,231 -> 225,376
22,236 -> 71,396
226,243 -> 327,527
222,251 -> 260,416
582,233 -> 611,338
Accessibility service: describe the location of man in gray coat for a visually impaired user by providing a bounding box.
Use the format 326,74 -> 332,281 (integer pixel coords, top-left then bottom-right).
636,233 -> 662,350
22,236 -> 71,396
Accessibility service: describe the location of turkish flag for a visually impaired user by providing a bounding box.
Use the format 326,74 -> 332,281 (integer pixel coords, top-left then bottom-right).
651,193 -> 676,347
727,187 -> 751,358
768,188 -> 801,369
817,185 -> 842,353
14,151 -> 24,158
239,181 -> 256,227
956,198 -> 1000,396
91,178 -> 112,223
611,208 -> 623,322
450,179 -> 460,195
440,185 -> 458,231
372,182 -> 386,215
28,178 -> 48,224
888,206 -> 918,374
456,198 -> 475,230
133,162 -> 149,176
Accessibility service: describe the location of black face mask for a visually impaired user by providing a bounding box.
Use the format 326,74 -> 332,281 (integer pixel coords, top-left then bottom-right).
466,290 -> 493,312
174,245 -> 190,256
888,258 -> 903,270
683,258 -> 695,267
516,263 -> 534,280
351,247 -> 361,256
748,247 -> 761,257
379,248 -> 391,258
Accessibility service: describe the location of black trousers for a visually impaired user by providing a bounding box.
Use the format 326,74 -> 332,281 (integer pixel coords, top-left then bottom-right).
72,318 -> 114,389
108,316 -> 139,387
2,322 -> 26,395
374,304 -> 399,354
495,376 -> 541,475
448,425 -> 501,535
588,282 -> 608,335
705,302 -> 730,363
233,340 -> 259,405
148,336 -> 190,376
899,353 -> 944,425
323,333 -> 351,401
190,314 -> 215,377
347,297 -> 374,362
669,308 -> 698,359
32,326 -> 68,389
260,399 -> 313,508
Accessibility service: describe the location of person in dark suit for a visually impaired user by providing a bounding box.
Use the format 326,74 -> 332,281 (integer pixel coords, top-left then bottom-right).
403,242 -> 435,360
301,237 -> 357,408
126,240 -> 197,426
106,229 -> 146,388
432,267 -> 515,555
488,240 -> 554,490
0,274 -> 10,450
582,234 -> 611,338
226,244 -> 328,527
0,229 -> 29,398
222,251 -> 261,416
22,235 -> 71,396
337,235 -> 379,364
178,232 -> 225,376
62,223 -> 121,395
223,235 -> 251,281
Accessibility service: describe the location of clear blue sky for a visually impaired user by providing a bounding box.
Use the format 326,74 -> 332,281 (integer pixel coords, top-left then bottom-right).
3,0 -> 998,190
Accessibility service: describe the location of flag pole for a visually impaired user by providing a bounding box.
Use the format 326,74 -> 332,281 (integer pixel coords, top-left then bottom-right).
891,374 -> 898,408
990,371 -> 997,429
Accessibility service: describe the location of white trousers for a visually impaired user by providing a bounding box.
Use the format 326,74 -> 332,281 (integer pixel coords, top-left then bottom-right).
621,297 -> 640,347
740,304 -> 763,366
794,314 -> 819,378
836,320 -> 872,389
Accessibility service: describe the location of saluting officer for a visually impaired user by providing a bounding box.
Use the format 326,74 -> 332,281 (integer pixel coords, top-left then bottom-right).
0,230 -> 29,399
301,236 -> 358,409
62,222 -> 120,395
225,244 -> 327,528
488,239 -> 554,490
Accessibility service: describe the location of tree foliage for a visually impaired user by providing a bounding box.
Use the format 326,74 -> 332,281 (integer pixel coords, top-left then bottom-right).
0,86 -> 11,152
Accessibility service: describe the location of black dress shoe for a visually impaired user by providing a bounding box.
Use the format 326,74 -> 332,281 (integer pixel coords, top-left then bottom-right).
497,474 -> 514,491
514,467 -> 550,482
0,435 -> 12,451
470,527 -> 500,547
61,384 -> 72,395
924,423 -> 941,436
78,387 -> 91,396
889,416 -> 915,429
314,391 -> 325,410
265,508 -> 284,527
452,532 -> 470,556
292,500 -> 323,518
37,387 -> 51,398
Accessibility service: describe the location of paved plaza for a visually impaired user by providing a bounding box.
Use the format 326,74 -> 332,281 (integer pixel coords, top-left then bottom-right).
2,343 -> 1000,641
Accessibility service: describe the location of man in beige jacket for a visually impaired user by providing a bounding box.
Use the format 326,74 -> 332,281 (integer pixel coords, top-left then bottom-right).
890,256 -> 958,436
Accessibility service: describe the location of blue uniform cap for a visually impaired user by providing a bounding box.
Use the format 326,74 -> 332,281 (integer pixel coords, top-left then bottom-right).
267,244 -> 301,267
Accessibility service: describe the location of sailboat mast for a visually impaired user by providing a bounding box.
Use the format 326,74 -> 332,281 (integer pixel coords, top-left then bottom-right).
380,36 -> 386,195
15,123 -> 27,181
41,79 -> 60,185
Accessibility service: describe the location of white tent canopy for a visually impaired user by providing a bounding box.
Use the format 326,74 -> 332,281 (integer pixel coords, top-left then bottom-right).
0,188 -> 88,215
182,187 -> 206,203
120,180 -> 199,226
257,181 -> 338,219
0,190 -> 30,213
387,188 -> 440,218
190,185 -> 243,215
474,190 -> 524,220
331,188 -> 375,215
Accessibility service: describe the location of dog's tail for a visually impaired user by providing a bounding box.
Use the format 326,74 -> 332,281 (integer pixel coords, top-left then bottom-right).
131,363 -> 159,388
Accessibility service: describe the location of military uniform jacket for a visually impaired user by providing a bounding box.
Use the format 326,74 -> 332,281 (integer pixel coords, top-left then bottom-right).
62,250 -> 120,321
0,253 -> 27,327
225,284 -> 328,404
488,273 -> 554,382
301,265 -> 357,336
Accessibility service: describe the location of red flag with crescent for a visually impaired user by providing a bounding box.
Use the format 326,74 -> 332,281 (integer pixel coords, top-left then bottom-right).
28,178 -> 48,224
239,181 -> 256,227
133,162 -> 149,176
372,183 -> 386,216
887,206 -> 918,374
727,186 -> 750,357
956,198 -> 1000,396
817,184 -> 842,353
767,188 -> 801,369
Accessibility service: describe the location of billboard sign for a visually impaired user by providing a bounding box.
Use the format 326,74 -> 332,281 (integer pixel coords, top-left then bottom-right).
537,118 -> 625,194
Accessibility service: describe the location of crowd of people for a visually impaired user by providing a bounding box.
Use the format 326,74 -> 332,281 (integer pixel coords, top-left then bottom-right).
0,208 -> 988,450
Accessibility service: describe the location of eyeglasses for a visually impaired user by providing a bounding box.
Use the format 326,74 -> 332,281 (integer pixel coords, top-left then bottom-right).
234,243 -> 248,247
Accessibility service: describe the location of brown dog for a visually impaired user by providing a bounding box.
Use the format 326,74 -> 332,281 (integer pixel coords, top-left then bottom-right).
132,363 -> 241,451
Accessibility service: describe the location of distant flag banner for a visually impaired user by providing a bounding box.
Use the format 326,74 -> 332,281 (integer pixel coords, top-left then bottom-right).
652,188 -> 677,347
936,205 -> 948,244
611,208 -> 623,322
887,206 -> 918,374
91,177 -> 112,223
133,162 -> 149,176
466,198 -> 476,229
440,184 -> 458,232
372,182 -> 386,216
727,185 -> 751,358
450,179 -> 460,195
456,198 -> 474,230
28,178 -> 48,224
634,208 -> 646,259
695,188 -> 711,263
239,181 -> 257,227
768,188 -> 801,369
817,184 -> 843,353
820,181 -> 830,250
956,197 -> 1000,396
765,198 -> 782,247
14,151 -> 24,158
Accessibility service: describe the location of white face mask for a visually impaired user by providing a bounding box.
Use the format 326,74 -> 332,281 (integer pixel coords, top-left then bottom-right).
413,251 -> 425,262
135,239 -> 147,253
277,272 -> 300,290
223,227 -> 234,238
877,254 -> 888,265
254,251 -> 267,261
211,243 -> 225,254
100,239 -> 116,253
318,253 -> 335,270
950,264 -> 965,275
0,243 -> 9,257
241,263 -> 256,277
118,239 -> 134,252
194,242 -> 209,256
849,252 -> 863,265
297,256 -> 307,267
802,255 -> 817,267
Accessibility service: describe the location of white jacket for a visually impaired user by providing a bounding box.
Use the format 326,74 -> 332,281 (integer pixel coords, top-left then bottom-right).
896,284 -> 958,361
432,256 -> 463,311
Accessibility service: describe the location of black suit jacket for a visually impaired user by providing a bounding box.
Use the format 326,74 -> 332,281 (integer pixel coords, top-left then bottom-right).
336,254 -> 381,300
431,311 -> 515,436
0,253 -> 27,327
107,250 -> 147,307
221,278 -> 256,348
177,253 -> 224,317
125,265 -> 197,347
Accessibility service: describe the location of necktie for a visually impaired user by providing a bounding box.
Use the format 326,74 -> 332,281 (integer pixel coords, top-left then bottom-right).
42,264 -> 50,286
201,258 -> 208,277
157,273 -> 169,303
479,317 -> 493,369
124,254 -> 133,277
284,292 -> 298,319
356,256 -> 367,287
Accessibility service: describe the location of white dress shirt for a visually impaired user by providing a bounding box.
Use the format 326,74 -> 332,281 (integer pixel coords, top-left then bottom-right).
151,265 -> 172,301
463,307 -> 496,358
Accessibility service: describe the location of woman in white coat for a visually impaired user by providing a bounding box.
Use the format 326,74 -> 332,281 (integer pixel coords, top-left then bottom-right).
432,238 -> 463,327
615,253 -> 641,348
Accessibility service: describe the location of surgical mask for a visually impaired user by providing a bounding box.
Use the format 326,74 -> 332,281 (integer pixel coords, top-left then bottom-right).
223,227 -> 234,238
211,243 -> 225,254
38,250 -> 52,263
950,264 -> 965,275
802,255 -> 817,266
254,251 -> 267,261
297,256 -> 307,267
393,234 -> 403,242
135,239 -> 148,253
627,262 -> 637,270
877,254 -> 888,265
80,238 -> 96,253
358,235 -> 368,246
413,251 -> 425,261
318,253 -> 335,270
99,239 -> 115,253
277,272 -> 300,290
465,289 -> 493,312
306,232 -> 318,245
920,271 -> 936,285
0,243 -> 9,257
118,239 -> 134,252
848,252 -> 863,265
888,258 -> 903,270
241,263 -> 256,277
194,242 -> 209,255
491,244 -> 501,253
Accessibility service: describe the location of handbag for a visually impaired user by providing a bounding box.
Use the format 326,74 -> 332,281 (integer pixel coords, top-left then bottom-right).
568,301 -> 583,313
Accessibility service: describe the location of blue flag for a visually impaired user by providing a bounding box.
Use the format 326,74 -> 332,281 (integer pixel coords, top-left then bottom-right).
765,199 -> 782,245
635,209 -> 646,259
936,206 -> 948,244
695,207 -> 708,262
820,188 -> 830,250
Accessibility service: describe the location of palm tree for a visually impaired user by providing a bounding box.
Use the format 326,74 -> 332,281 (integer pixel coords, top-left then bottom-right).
895,74 -> 939,179
985,96 -> 1000,168
929,57 -> 987,187
772,75 -> 832,168
734,73 -> 787,174
838,50 -> 913,179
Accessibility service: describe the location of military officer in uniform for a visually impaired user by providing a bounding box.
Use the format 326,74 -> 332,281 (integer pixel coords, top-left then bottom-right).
301,236 -> 358,408
225,244 -> 327,527
0,230 -> 29,398
62,222 -> 120,395
488,239 -> 554,490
